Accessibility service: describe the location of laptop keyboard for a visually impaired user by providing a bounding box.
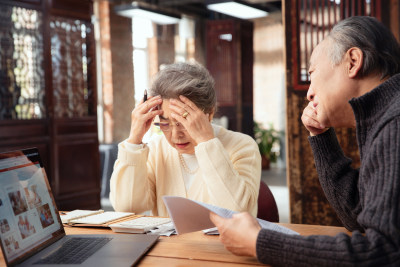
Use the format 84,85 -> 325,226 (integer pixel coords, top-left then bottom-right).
34,237 -> 112,265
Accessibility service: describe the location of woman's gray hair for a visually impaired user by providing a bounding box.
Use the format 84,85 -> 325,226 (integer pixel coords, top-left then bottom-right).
327,16 -> 400,79
149,62 -> 216,114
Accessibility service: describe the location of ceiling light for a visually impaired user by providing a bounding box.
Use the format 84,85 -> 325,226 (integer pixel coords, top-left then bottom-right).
114,2 -> 181,25
206,0 -> 268,20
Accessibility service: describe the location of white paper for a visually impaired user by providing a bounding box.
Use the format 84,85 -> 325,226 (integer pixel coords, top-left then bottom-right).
149,222 -> 176,236
163,196 -> 299,235
202,227 -> 219,235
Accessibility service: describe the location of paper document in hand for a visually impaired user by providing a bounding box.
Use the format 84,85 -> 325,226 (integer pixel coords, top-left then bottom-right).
163,196 -> 299,235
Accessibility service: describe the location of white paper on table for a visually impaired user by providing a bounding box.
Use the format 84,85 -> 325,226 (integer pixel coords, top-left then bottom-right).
148,222 -> 176,236
162,196 -> 299,235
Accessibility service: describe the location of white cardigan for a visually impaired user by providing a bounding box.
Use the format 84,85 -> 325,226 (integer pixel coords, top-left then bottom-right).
109,125 -> 261,217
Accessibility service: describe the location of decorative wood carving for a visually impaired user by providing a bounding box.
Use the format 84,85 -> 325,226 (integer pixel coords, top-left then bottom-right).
0,0 -> 100,210
0,6 -> 45,120
50,17 -> 93,118
293,0 -> 381,90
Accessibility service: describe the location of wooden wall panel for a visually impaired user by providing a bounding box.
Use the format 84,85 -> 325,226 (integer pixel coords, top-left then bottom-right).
108,4 -> 135,142
0,0 -> 100,211
56,137 -> 100,209
286,91 -> 360,225
206,19 -> 254,137
157,24 -> 176,66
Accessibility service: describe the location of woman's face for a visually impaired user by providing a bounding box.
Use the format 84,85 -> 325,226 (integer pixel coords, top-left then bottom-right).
158,99 -> 196,154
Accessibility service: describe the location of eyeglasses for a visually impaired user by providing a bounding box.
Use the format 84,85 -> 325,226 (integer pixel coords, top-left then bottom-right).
153,122 -> 187,132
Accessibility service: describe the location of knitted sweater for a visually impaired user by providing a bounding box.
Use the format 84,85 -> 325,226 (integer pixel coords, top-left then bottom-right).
110,124 -> 261,217
256,73 -> 400,266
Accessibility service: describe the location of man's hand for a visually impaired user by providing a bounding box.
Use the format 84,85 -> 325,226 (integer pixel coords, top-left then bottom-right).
210,212 -> 261,257
301,101 -> 328,136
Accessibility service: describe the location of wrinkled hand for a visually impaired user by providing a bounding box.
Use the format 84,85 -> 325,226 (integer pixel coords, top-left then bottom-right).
301,101 -> 328,136
210,212 -> 261,257
127,95 -> 163,144
169,96 -> 214,145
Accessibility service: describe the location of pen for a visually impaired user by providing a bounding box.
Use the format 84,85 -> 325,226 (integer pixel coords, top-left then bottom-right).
143,89 -> 147,102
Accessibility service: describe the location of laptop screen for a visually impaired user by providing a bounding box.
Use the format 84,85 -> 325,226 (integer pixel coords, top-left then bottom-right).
0,148 -> 65,266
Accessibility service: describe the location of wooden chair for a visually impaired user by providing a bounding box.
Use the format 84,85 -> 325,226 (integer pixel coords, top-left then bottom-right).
257,180 -> 279,222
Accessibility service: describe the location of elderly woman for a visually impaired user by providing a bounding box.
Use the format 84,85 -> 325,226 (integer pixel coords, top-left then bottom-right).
110,62 -> 261,217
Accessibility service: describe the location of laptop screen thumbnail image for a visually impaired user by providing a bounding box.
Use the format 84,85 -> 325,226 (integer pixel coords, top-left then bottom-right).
0,148 -> 64,266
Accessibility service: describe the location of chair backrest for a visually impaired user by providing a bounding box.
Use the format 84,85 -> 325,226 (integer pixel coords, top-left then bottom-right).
257,180 -> 279,222
99,143 -> 119,198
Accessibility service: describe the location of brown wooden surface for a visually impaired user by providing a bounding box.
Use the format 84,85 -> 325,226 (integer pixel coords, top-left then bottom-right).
0,223 -> 351,267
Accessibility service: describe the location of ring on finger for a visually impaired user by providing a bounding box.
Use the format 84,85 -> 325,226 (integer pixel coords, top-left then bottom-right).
182,111 -> 189,118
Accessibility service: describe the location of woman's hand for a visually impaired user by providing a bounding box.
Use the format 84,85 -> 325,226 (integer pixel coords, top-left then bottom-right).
127,95 -> 163,144
169,96 -> 215,145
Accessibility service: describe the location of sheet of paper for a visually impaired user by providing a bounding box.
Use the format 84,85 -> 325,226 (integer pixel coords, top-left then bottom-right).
163,196 -> 298,235
149,222 -> 176,236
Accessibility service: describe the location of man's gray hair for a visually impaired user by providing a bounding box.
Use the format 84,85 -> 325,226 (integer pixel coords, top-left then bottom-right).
327,16 -> 400,79
149,62 -> 216,113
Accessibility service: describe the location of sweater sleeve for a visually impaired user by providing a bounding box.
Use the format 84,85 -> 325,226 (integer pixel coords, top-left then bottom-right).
109,141 -> 156,214
256,227 -> 398,266
308,128 -> 363,231
194,135 -> 261,216
256,120 -> 400,266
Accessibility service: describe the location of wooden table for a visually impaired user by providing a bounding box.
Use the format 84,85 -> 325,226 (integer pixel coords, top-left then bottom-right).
0,223 -> 351,266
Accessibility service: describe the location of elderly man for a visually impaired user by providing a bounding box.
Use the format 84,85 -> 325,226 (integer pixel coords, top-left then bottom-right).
210,16 -> 400,266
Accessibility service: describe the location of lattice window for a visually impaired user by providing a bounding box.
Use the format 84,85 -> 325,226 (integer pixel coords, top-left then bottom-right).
0,6 -> 45,119
295,0 -> 381,90
50,17 -> 94,118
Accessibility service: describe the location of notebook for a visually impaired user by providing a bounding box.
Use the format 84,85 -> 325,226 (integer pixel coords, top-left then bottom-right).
0,148 -> 159,267
60,209 -> 141,227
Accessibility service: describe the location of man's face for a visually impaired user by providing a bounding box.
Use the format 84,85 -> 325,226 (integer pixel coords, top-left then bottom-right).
306,40 -> 357,128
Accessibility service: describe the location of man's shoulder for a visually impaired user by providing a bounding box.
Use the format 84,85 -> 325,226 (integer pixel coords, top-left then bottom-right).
371,93 -> 400,139
380,91 -> 400,123
384,74 -> 400,114
387,91 -> 400,115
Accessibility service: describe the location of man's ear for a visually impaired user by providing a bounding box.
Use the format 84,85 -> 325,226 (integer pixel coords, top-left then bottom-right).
346,47 -> 363,78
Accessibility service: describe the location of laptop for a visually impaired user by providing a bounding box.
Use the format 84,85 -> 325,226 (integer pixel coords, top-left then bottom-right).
0,148 -> 159,267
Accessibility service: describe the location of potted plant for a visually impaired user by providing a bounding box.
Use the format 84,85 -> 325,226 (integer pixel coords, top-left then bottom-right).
254,121 -> 281,170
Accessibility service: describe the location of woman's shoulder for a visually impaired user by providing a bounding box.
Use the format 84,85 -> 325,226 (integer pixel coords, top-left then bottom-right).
215,125 -> 258,148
